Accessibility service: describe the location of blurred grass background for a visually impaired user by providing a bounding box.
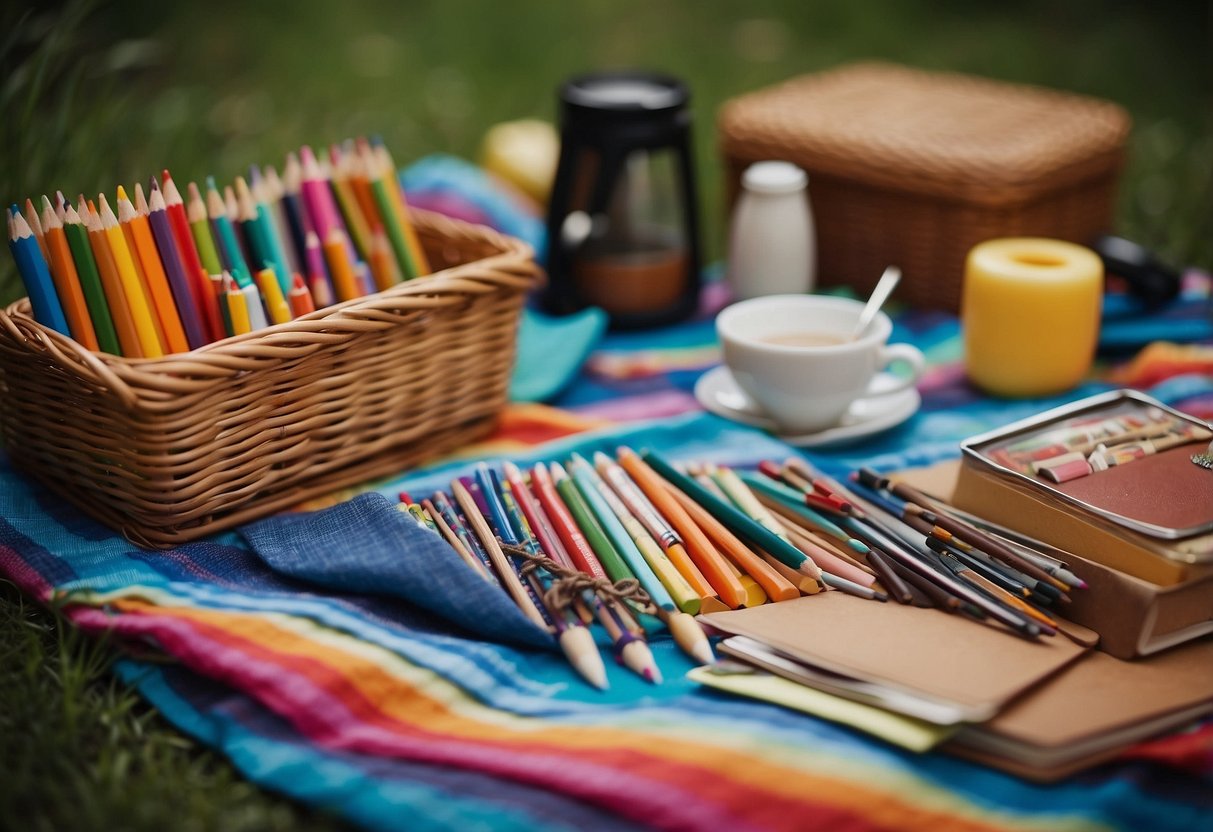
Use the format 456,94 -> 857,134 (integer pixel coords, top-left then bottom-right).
1,0 -> 1210,308
0,0 -> 1209,827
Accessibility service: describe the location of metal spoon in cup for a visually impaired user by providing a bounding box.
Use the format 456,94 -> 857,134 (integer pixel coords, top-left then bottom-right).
851,266 -> 902,339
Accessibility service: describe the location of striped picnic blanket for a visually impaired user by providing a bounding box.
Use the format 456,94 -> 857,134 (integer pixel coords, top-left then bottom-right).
2,157 -> 1211,829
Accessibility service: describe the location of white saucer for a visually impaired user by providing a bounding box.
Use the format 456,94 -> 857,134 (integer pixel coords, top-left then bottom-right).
694,365 -> 921,448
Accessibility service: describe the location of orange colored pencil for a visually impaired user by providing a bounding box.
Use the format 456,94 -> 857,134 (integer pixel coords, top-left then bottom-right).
616,447 -> 746,608
81,198 -> 141,357
322,229 -> 361,302
120,186 -> 189,353
662,483 -> 801,602
368,226 -> 399,291
348,142 -> 384,231
23,198 -> 50,262
39,197 -> 98,349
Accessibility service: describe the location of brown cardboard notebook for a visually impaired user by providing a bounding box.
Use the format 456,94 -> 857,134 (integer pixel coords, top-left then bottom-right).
700,593 -> 1088,722
947,637 -> 1213,781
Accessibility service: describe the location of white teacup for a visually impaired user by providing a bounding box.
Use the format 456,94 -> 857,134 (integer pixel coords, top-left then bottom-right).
716,295 -> 925,434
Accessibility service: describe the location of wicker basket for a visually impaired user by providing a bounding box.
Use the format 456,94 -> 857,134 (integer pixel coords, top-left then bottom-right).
719,63 -> 1131,310
0,209 -> 540,547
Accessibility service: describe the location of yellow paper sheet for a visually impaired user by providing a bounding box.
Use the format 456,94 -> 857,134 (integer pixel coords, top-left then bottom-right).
687,666 -> 956,753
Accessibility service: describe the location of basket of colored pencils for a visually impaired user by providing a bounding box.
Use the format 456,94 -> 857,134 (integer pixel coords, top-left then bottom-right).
0,138 -> 540,547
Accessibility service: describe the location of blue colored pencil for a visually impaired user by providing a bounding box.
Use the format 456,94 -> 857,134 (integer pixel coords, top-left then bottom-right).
8,207 -> 69,335
569,454 -> 674,610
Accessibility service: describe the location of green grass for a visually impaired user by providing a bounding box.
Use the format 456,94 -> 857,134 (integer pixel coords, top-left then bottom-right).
0,581 -> 350,831
0,0 -> 1209,826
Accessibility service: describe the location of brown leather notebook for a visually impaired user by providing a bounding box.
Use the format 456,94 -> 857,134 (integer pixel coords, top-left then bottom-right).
947,636 -> 1213,781
1054,444 -> 1213,532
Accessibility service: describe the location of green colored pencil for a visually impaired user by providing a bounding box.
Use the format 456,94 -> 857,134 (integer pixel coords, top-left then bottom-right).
550,461 -> 633,583
61,204 -> 120,354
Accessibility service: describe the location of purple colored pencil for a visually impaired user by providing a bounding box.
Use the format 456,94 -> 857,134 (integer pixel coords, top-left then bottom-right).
147,186 -> 208,349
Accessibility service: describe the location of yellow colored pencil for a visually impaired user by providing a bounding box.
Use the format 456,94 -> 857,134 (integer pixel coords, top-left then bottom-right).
98,193 -> 162,358
256,267 -> 292,325
120,185 -> 188,353
224,274 -> 251,335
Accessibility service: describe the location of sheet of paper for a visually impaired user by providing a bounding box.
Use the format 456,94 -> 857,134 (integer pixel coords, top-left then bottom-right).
687,665 -> 955,752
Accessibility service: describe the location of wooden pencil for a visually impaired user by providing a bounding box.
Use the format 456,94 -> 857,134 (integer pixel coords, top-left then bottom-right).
39,196 -> 98,349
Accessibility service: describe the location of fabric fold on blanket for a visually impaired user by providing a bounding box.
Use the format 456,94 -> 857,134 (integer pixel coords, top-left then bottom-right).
241,492 -> 555,650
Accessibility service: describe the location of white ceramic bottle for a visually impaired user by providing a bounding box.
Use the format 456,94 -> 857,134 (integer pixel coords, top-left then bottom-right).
726,161 -> 816,300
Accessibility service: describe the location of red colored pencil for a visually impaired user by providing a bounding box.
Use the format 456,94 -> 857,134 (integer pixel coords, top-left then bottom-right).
530,462 -> 606,579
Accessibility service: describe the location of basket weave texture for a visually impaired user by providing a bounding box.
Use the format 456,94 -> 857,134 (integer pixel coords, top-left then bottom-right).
0,209 -> 539,547
719,62 -> 1131,310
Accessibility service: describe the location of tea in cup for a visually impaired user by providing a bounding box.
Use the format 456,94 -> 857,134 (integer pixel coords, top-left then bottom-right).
716,295 -> 925,434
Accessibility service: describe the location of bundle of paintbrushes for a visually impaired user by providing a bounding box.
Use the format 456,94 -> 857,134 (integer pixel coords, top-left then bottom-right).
398,448 -> 896,690
5,137 -> 428,356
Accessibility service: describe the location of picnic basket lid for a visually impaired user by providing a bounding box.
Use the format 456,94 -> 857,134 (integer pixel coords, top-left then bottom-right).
718,62 -> 1131,204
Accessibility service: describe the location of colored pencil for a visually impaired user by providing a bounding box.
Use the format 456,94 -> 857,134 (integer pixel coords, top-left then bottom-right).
8,208 -> 69,335
97,194 -> 162,357
430,490 -> 499,585
531,462 -> 607,579
257,165 -> 301,276
239,172 -> 291,296
592,594 -> 661,684
329,144 -> 372,258
187,182 -> 222,280
589,453 -> 700,614
661,480 -> 801,603
119,186 -> 190,353
323,229 -> 360,302
595,452 -> 717,603
22,198 -> 50,263
640,449 -> 880,600
82,198 -> 141,356
299,145 -> 358,266
450,478 -> 549,630
551,462 -> 635,584
367,150 -> 420,280
206,178 -> 250,286
858,468 -> 1070,592
256,267 -> 292,325
568,454 -> 674,610
347,141 -> 384,232
224,273 -> 251,335
60,203 -> 118,353
372,142 -> 429,275
617,448 -> 746,608
38,197 -> 98,349
280,152 -> 311,270
160,173 -> 221,345
368,226 -> 399,291
287,273 -> 315,318
240,279 -> 268,331
420,498 -> 493,582
502,461 -> 574,570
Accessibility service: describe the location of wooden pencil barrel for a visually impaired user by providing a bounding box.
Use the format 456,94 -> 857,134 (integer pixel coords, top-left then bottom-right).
0,209 -> 540,547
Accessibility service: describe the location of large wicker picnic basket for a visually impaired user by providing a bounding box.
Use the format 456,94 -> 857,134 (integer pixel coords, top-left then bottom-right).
0,208 -> 540,547
719,62 -> 1131,310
